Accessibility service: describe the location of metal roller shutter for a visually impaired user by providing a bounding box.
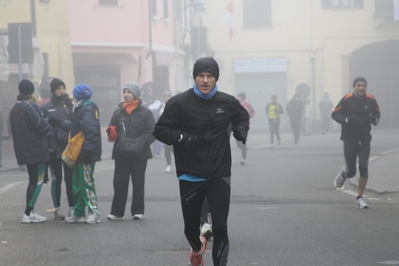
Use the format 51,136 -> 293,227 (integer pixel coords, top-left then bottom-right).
234,73 -> 288,132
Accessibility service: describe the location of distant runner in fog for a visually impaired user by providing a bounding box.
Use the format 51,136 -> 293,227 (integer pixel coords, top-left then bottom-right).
332,76 -> 380,209
286,94 -> 305,144
318,92 -> 334,134
265,94 -> 284,147
235,92 -> 255,165
154,57 -> 249,266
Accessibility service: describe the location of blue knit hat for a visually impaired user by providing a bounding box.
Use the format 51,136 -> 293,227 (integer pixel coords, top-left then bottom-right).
73,83 -> 93,101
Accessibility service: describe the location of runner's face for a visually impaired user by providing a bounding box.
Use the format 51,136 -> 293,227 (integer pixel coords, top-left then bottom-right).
354,81 -> 367,96
123,89 -> 135,102
194,72 -> 216,95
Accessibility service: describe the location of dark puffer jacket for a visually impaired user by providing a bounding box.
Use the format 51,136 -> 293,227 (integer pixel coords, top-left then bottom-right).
331,92 -> 380,142
40,94 -> 74,158
153,89 -> 250,179
69,99 -> 102,163
109,100 -> 155,160
9,95 -> 50,165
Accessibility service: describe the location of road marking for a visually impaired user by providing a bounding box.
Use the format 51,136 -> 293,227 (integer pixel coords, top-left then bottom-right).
0,181 -> 25,195
255,206 -> 279,210
376,261 -> 399,265
339,189 -> 359,197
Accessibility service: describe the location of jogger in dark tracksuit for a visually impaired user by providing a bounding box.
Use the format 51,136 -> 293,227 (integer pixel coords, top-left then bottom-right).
154,57 -> 250,266
332,76 -> 380,209
10,79 -> 51,223
106,82 -> 155,221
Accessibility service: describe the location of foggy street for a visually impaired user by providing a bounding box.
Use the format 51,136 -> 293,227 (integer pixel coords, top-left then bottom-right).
1,129 -> 399,266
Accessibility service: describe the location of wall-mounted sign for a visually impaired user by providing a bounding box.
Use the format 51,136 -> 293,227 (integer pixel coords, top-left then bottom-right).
234,58 -> 287,73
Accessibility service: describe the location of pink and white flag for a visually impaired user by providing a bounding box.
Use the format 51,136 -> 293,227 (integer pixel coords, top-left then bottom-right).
219,0 -> 234,40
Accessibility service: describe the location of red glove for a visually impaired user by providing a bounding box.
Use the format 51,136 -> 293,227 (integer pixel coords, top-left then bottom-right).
106,126 -> 117,142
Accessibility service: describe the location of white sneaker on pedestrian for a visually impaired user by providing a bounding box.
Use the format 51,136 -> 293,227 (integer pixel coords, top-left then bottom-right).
65,215 -> 86,223
356,197 -> 369,209
165,165 -> 172,173
31,212 -> 47,222
86,213 -> 101,224
54,207 -> 65,220
240,159 -> 245,165
67,207 -> 74,218
22,212 -> 47,223
133,214 -> 144,220
334,166 -> 346,188
107,214 -> 122,221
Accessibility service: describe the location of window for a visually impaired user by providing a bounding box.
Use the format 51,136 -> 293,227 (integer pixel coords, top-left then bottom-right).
151,0 -> 157,17
243,0 -> 271,28
163,0 -> 169,18
98,0 -> 118,6
375,0 -> 394,17
322,0 -> 363,9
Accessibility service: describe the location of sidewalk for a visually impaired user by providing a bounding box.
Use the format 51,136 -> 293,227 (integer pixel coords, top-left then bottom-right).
349,148 -> 399,194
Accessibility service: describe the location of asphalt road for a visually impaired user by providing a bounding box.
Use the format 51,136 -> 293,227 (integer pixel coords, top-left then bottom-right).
1,130 -> 399,266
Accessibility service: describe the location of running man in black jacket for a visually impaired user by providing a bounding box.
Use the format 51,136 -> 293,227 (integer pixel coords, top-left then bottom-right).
332,76 -> 380,209
154,57 -> 249,266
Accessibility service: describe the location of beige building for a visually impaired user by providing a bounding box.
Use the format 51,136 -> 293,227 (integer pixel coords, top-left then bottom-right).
0,0 -> 74,121
201,0 -> 399,131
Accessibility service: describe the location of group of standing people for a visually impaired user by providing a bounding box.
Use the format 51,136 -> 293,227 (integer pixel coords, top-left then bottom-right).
10,79 -> 102,224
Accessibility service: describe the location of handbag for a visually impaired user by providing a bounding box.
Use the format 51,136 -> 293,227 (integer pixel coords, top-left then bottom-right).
117,120 -> 143,154
62,131 -> 85,168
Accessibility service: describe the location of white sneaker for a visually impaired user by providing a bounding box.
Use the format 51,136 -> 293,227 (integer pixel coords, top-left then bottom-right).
23,212 -> 47,223
240,159 -> 245,165
67,207 -> 74,218
356,197 -> 369,209
334,166 -> 346,188
54,207 -> 65,220
65,215 -> 86,223
107,214 -> 122,221
133,214 -> 144,220
86,213 -> 101,224
200,223 -> 213,241
165,165 -> 172,173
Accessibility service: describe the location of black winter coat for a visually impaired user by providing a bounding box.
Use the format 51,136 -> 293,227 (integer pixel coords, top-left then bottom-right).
10,95 -> 50,165
331,92 -> 380,142
40,94 -> 74,159
109,100 -> 155,160
69,99 -> 102,163
153,89 -> 250,179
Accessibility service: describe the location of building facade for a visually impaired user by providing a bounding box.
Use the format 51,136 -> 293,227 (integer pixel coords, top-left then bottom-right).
201,0 -> 399,131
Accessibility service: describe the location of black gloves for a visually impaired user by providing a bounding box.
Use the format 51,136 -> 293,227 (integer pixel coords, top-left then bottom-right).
178,133 -> 206,150
232,125 -> 247,144
346,115 -> 358,125
80,149 -> 92,164
369,115 -> 378,125
48,117 -> 62,127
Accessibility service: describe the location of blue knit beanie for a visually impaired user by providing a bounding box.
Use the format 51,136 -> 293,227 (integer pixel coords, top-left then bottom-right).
73,83 -> 93,101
